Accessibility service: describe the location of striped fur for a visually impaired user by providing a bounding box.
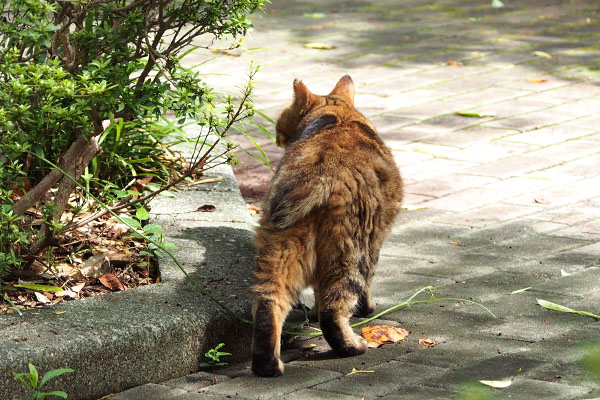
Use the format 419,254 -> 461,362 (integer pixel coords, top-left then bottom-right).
251,75 -> 402,377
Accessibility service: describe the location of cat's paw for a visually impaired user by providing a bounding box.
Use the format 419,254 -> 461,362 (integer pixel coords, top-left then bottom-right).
252,354 -> 284,377
333,336 -> 368,357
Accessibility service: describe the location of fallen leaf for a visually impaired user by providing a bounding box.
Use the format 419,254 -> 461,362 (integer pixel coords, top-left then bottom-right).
247,204 -> 262,216
456,111 -> 497,118
302,343 -> 317,350
189,176 -> 223,186
447,61 -> 463,66
419,338 -> 437,347
303,12 -> 326,19
345,367 -> 375,376
80,252 -> 111,278
491,0 -> 505,7
303,42 -> 334,50
55,263 -> 85,280
14,283 -> 64,293
71,282 -> 85,293
529,78 -> 548,83
507,287 -> 532,295
537,299 -> 600,320
402,204 -> 427,211
55,289 -> 77,299
197,204 -> 217,212
34,292 -> 51,304
479,379 -> 512,388
212,49 -> 241,57
450,241 -> 466,247
130,176 -> 153,196
532,50 -> 552,59
361,325 -> 409,346
98,273 -> 125,291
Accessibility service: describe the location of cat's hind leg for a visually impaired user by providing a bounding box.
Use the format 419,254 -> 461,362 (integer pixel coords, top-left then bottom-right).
318,276 -> 368,357
251,230 -> 315,377
251,296 -> 291,377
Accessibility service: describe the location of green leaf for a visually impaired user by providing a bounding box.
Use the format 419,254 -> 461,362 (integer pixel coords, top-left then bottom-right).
532,51 -> 552,59
136,207 -> 150,221
39,391 -> 68,399
143,224 -> 162,234
115,217 -> 141,229
491,0 -> 505,8
39,368 -> 74,388
161,242 -> 179,250
537,299 -> 600,320
28,363 -> 38,388
303,42 -> 334,50
456,111 -> 497,118
303,12 -> 326,19
14,284 -> 63,293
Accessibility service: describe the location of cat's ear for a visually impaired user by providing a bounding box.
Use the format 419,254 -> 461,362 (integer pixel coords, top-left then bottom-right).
293,79 -> 319,111
329,75 -> 355,105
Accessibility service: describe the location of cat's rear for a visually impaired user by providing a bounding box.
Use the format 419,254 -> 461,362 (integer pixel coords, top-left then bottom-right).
252,75 -> 402,377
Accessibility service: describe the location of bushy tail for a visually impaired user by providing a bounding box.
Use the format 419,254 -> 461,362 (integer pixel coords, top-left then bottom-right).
268,175 -> 333,229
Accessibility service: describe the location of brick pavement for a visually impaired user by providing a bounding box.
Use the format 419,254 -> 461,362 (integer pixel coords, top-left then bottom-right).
116,0 -> 600,398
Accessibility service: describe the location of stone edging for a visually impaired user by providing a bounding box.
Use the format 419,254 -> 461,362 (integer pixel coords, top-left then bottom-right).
0,163 -> 255,399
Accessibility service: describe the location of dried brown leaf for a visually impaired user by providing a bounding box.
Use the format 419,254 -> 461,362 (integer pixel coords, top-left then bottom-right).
80,252 -> 111,278
212,48 -> 241,57
361,325 -> 409,345
34,292 -> 51,304
418,338 -> 437,347
98,273 -> 125,291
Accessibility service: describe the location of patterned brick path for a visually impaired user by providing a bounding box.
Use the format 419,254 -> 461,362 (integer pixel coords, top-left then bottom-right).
117,0 -> 600,398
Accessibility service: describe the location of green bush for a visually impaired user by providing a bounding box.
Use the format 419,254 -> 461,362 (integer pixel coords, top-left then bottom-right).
0,0 -> 265,278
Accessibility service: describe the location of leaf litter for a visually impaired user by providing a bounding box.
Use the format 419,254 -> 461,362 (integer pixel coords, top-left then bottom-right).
1,187 -> 160,314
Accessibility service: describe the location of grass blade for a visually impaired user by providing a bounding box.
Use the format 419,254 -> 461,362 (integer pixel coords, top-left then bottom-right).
537,299 -> 600,320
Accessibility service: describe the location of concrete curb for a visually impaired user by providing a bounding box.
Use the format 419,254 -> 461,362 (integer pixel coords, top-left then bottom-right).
0,163 -> 255,399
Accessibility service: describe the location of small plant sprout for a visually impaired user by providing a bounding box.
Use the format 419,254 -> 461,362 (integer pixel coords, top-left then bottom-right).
200,343 -> 232,370
12,363 -> 74,400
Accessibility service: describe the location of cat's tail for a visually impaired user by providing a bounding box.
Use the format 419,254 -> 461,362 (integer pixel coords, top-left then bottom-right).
267,175 -> 333,229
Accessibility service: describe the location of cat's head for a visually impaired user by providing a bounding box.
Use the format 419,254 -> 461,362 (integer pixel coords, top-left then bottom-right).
275,75 -> 355,147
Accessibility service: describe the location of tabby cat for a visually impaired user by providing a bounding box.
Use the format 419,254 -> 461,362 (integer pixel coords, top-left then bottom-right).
251,75 -> 402,377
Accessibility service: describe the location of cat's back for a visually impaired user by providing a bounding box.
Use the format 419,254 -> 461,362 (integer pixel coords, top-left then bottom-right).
264,75 -> 402,231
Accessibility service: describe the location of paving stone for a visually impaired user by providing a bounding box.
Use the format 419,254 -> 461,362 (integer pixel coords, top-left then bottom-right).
276,389 -> 359,400
405,173 -> 499,198
111,384 -> 188,400
469,154 -> 560,178
435,203 -> 541,227
450,87 -> 532,106
163,371 -> 231,392
102,1 -> 600,400
199,365 -> 342,398
312,361 -> 450,399
474,234 -> 589,261
418,188 -> 514,212
421,126 -> 519,148
377,385 -> 459,399
401,158 -> 477,182
506,124 -> 597,146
